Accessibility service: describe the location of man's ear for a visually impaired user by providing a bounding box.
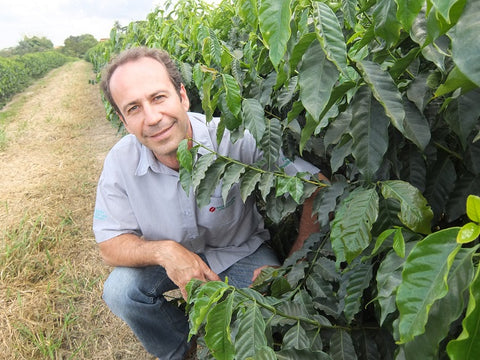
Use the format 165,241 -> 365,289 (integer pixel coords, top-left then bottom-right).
179,84 -> 190,111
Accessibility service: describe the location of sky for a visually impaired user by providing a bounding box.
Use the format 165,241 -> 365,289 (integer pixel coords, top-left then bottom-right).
0,0 -> 219,50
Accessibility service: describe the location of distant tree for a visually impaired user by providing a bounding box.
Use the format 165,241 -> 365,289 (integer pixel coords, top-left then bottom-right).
14,36 -> 54,55
62,34 -> 98,58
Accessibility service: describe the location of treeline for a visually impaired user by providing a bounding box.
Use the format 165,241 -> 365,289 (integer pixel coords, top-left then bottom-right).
0,51 -> 69,107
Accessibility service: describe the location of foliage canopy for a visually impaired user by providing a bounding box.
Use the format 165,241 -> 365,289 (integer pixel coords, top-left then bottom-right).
88,0 -> 480,358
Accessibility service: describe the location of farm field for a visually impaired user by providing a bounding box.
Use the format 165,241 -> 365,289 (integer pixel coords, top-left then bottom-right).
0,61 -> 156,359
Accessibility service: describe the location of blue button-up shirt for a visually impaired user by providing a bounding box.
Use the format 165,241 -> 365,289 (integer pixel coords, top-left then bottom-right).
93,112 -> 319,273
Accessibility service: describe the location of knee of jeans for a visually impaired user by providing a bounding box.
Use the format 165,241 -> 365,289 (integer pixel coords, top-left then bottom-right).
102,267 -> 143,315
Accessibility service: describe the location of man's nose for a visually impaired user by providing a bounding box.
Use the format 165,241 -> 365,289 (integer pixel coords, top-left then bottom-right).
144,103 -> 161,125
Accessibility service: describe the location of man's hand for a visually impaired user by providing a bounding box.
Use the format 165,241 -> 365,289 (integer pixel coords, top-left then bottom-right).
161,241 -> 220,299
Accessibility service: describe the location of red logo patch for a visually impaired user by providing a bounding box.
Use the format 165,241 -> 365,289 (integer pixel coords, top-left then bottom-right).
209,207 -> 216,212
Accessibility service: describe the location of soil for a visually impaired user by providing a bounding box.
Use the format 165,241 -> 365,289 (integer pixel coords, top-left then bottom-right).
0,61 -> 156,359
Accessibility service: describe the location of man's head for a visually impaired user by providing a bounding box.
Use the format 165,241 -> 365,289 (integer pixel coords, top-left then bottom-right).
101,47 -> 184,115
101,47 -> 191,168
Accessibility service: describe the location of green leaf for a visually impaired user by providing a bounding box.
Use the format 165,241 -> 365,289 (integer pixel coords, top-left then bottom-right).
240,169 -> 262,202
258,172 -> 275,201
329,330 -> 357,360
381,180 -> 434,234
196,159 -> 227,208
435,66 -> 478,97
276,176 -> 304,204
403,246 -> 476,359
376,242 -> 417,325
451,0 -> 480,86
192,153 -> 216,190
234,302 -> 267,359
177,139 -> 193,171
343,263 -> 373,324
372,0 -> 402,47
260,118 -> 282,171
342,0 -> 358,28
350,85 -> 390,179
466,194 -> 480,222
258,0 -> 291,69
431,0 -> 464,23
222,74 -> 242,117
358,60 -> 406,134
313,175 -> 347,227
393,227 -> 406,258
282,322 -> 310,350
447,265 -> 480,360
457,223 -> 480,244
424,155 -> 457,218
315,2 -> 348,75
250,346 -> 277,360
394,0 -> 424,31
205,295 -> 235,360
242,98 -> 266,144
331,187 -> 379,265
236,0 -> 258,30
298,39 -> 339,122
221,163 -> 246,204
403,99 -> 431,151
396,227 -> 460,343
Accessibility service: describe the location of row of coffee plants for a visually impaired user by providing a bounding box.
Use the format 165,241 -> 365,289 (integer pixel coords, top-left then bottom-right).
88,0 -> 480,358
0,51 -> 69,108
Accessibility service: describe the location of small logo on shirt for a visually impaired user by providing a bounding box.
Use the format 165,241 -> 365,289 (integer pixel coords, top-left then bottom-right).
208,196 -> 236,213
94,209 -> 108,220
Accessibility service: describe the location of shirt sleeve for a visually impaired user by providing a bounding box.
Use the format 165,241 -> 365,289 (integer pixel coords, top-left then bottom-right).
92,151 -> 141,243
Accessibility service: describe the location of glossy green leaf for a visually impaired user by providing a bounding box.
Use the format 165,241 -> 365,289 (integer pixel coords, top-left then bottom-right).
258,172 -> 275,201
372,0 -> 402,47
431,0 -> 463,23
329,330 -> 357,360
276,176 -> 304,204
242,98 -> 266,144
192,152 -> 216,190
358,60 -> 406,134
403,99 -> 431,151
343,263 -> 373,323
403,246 -> 476,358
466,194 -> 480,222
342,0 -> 358,28
315,2 -> 348,75
250,346 -> 277,360
313,175 -> 347,227
260,118 -> 282,171
240,168 -> 262,202
222,74 -> 242,117
447,265 -> 480,360
376,242 -> 417,325
350,85 -> 390,179
381,180 -> 434,234
196,159 -> 227,208
258,0 -> 291,69
397,227 -> 460,343
221,163 -> 246,204
234,302 -> 268,359
451,0 -> 480,86
457,223 -> 480,244
205,295 -> 235,360
393,227 -> 405,258
435,66 -> 478,97
394,0 -> 423,31
298,39 -> 339,122
236,0 -> 258,30
331,187 -> 379,265
282,322 -> 310,350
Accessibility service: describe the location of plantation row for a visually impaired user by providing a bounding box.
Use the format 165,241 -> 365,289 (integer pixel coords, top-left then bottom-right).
87,0 -> 480,359
0,51 -> 70,107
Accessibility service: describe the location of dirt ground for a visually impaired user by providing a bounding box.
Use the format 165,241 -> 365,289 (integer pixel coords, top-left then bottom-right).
0,61 -> 156,359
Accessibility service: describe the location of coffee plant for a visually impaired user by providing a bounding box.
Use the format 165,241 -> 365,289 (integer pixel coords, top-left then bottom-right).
88,0 -> 480,358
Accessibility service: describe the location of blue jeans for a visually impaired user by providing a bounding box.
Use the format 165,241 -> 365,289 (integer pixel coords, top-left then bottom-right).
102,244 -> 280,359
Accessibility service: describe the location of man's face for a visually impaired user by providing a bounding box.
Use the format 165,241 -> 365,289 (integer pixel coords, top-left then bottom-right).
109,57 -> 191,167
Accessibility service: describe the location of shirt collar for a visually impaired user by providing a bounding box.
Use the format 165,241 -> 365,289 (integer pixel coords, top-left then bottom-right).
135,112 -> 215,176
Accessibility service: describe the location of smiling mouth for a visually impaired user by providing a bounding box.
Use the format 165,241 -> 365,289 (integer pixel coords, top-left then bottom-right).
147,122 -> 175,139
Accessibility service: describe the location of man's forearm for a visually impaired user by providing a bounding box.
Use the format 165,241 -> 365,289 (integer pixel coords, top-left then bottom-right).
98,233 -> 174,267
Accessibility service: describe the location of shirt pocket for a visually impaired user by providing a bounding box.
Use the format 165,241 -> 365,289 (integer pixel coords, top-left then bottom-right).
197,184 -> 244,244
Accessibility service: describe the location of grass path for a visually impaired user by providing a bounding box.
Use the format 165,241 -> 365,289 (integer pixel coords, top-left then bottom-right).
0,61 -> 155,359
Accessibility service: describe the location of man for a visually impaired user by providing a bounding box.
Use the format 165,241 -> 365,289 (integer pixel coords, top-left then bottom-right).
93,47 -> 326,359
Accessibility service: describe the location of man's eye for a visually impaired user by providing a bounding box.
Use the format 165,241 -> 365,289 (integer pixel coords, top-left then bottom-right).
127,105 -> 138,113
154,95 -> 165,102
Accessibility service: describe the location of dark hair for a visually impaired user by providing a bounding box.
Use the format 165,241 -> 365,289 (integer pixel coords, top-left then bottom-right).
100,47 -> 183,116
